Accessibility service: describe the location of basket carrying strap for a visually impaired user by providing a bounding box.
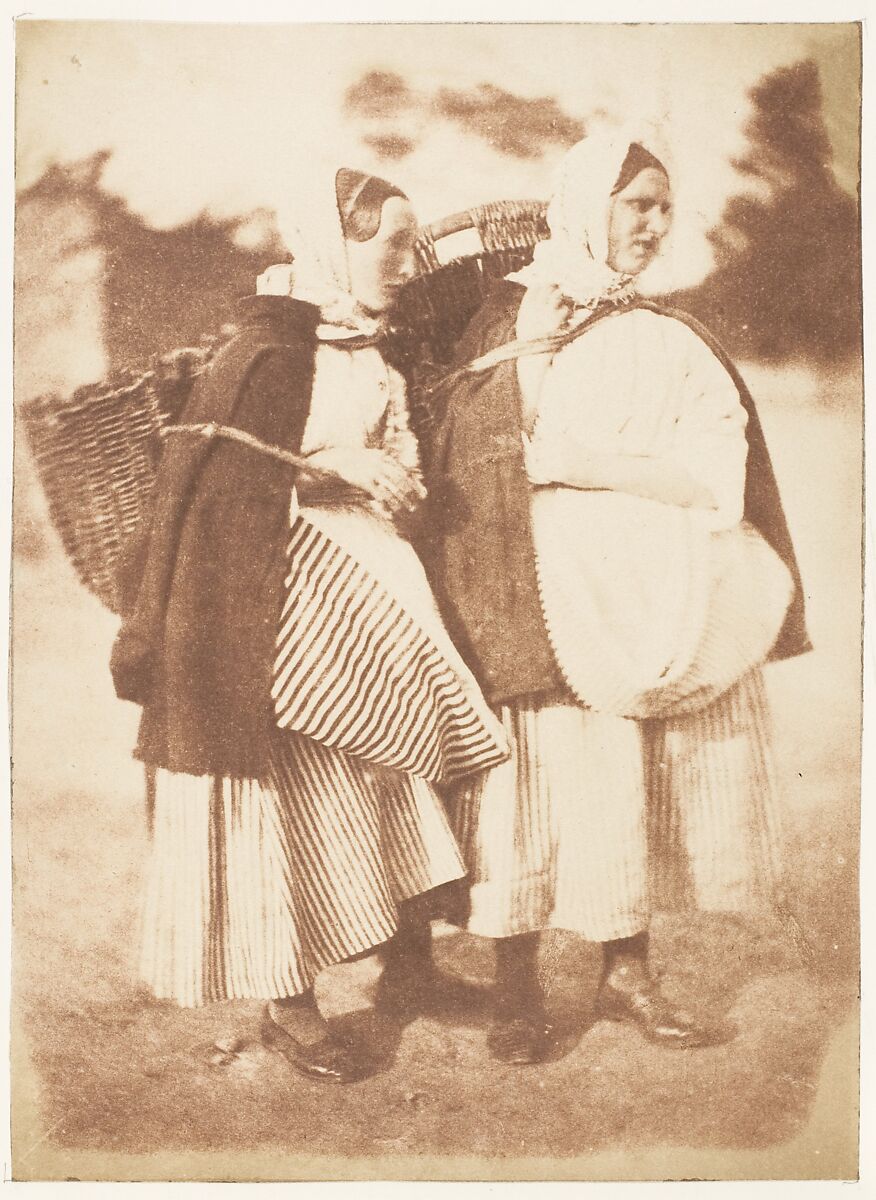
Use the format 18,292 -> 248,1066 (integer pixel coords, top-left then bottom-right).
439,299 -> 632,389
160,422 -> 351,483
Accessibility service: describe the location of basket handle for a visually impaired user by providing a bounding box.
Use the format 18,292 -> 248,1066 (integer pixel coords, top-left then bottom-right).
422,210 -> 482,244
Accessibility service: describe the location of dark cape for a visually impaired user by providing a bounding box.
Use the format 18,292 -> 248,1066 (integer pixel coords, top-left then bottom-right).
420,279 -> 812,708
110,294 -> 320,778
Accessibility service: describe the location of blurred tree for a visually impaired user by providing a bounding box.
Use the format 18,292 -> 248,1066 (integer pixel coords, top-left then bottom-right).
343,70 -> 585,161
344,71 -> 424,161
433,84 -> 585,159
18,152 -> 288,375
344,70 -> 415,119
675,59 -> 861,366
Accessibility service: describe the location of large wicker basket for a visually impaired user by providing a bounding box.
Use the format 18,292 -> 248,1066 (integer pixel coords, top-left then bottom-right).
20,199 -> 548,613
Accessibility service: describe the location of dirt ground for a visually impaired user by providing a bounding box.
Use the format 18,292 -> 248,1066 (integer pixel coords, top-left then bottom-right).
10,367 -> 862,1181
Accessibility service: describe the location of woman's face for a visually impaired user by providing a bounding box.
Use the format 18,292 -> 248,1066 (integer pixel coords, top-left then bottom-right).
606,166 -> 672,275
345,197 -> 419,314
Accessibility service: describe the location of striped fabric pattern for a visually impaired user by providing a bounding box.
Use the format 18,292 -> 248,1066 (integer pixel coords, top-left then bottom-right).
139,732 -> 465,1007
448,667 -> 782,942
645,666 -> 783,911
448,699 -> 649,942
272,517 -> 507,784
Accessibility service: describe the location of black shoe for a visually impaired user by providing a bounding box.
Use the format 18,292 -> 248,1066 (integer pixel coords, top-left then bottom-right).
260,1006 -> 371,1083
486,1015 -> 555,1065
593,978 -> 732,1048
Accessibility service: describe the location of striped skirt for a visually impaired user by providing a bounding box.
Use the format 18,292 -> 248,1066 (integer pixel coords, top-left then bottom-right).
446,667 -> 782,942
139,506 -> 508,1007
139,731 -> 465,1006
272,508 -> 509,783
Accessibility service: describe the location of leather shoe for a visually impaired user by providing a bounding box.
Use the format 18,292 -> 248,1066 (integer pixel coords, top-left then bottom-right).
260,1006 -> 371,1083
593,978 -> 731,1048
486,1015 -> 555,1065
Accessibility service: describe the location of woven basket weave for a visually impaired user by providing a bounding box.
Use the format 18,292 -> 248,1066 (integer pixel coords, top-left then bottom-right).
20,198 -> 548,612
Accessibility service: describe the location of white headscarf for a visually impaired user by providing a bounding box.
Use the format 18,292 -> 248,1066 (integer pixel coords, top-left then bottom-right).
258,169 -> 386,342
509,127 -> 670,311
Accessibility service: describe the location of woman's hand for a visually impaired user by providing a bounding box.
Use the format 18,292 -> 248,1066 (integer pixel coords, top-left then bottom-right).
515,284 -> 573,343
256,263 -> 294,296
525,439 -> 717,510
515,287 -> 573,429
523,434 -> 571,486
302,446 -> 426,514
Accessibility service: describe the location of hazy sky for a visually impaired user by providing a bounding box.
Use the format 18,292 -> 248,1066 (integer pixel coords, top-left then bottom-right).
15,21 -> 860,290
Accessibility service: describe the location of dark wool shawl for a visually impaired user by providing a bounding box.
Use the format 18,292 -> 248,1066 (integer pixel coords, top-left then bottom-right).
421,279 -> 811,707
110,295 -> 320,777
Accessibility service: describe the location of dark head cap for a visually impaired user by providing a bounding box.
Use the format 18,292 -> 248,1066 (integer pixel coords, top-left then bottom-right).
611,143 -> 669,195
335,168 -> 409,242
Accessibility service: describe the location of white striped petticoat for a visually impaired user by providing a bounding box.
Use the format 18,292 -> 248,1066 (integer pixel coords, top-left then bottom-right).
139,733 -> 466,1007
271,517 -> 507,784
446,667 -> 783,942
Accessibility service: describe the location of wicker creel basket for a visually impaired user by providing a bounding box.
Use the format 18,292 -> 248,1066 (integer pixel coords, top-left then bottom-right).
20,198 -> 548,613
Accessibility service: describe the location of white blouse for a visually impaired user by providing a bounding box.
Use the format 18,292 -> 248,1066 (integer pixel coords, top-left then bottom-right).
299,343 -> 418,470
525,308 -> 792,718
528,308 -> 749,532
289,343 -> 420,529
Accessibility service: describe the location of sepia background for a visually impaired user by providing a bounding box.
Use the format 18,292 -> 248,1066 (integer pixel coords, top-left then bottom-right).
12,21 -> 862,1180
